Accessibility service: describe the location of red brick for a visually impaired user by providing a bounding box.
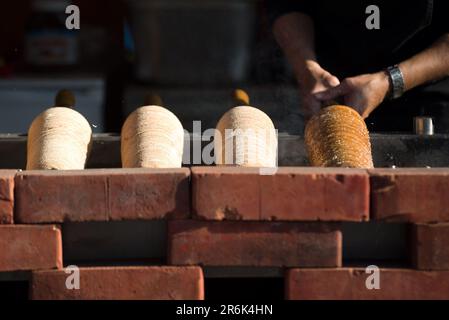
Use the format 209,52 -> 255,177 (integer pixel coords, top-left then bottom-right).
168,220 -> 342,267
15,168 -> 190,223
370,168 -> 449,222
192,167 -> 369,221
31,266 -> 204,300
0,170 -> 15,224
0,225 -> 62,272
286,268 -> 449,300
412,223 -> 449,270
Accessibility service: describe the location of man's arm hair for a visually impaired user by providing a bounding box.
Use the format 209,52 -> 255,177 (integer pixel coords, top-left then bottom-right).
399,33 -> 449,91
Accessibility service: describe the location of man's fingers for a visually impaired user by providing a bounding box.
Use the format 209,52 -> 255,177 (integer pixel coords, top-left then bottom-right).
345,95 -> 368,118
323,74 -> 340,87
314,85 -> 342,101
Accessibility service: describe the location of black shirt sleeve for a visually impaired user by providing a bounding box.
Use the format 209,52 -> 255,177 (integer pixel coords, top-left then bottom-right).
432,0 -> 449,33
266,0 -> 315,26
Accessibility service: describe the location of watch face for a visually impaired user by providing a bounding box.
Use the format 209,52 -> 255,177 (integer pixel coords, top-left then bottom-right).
388,66 -> 405,99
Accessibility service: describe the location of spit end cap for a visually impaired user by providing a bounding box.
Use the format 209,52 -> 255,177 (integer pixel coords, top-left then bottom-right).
55,89 -> 76,108
144,92 -> 163,107
233,89 -> 250,106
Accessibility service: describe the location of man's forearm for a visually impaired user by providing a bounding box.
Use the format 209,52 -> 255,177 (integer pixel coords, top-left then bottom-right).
273,12 -> 317,82
399,34 -> 449,91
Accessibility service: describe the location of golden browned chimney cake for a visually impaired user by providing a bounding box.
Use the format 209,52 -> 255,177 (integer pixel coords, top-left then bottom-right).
215,89 -> 277,167
121,94 -> 184,168
305,105 -> 373,168
26,90 -> 92,170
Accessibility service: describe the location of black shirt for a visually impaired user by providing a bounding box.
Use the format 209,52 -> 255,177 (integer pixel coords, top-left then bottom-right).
269,0 -> 449,132
269,0 -> 448,76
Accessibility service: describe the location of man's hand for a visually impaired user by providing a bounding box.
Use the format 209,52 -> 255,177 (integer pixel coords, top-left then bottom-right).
300,61 -> 340,120
313,71 -> 390,119
272,12 -> 340,120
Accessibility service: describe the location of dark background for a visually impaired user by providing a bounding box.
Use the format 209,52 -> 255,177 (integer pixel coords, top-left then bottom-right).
0,1 -> 297,134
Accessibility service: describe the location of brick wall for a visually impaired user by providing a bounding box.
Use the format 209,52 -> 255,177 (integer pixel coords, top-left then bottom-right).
1,167 -> 449,300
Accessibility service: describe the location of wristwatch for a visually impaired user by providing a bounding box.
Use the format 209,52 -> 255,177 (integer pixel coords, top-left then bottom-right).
385,65 -> 405,100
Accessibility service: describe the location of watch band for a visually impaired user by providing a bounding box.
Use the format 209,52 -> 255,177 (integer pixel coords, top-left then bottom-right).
386,65 -> 405,99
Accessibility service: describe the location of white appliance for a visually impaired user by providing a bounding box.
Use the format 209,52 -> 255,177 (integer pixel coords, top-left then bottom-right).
0,76 -> 105,133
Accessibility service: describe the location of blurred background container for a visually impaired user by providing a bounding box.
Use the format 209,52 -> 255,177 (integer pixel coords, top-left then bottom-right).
25,0 -> 79,69
0,0 -> 298,134
0,76 -> 105,133
128,0 -> 256,85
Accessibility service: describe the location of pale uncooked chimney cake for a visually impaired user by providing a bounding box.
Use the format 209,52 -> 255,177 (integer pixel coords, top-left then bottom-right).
215,89 -> 277,167
121,94 -> 184,168
26,90 -> 92,170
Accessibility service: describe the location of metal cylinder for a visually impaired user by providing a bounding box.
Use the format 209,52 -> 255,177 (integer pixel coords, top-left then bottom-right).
414,117 -> 434,135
